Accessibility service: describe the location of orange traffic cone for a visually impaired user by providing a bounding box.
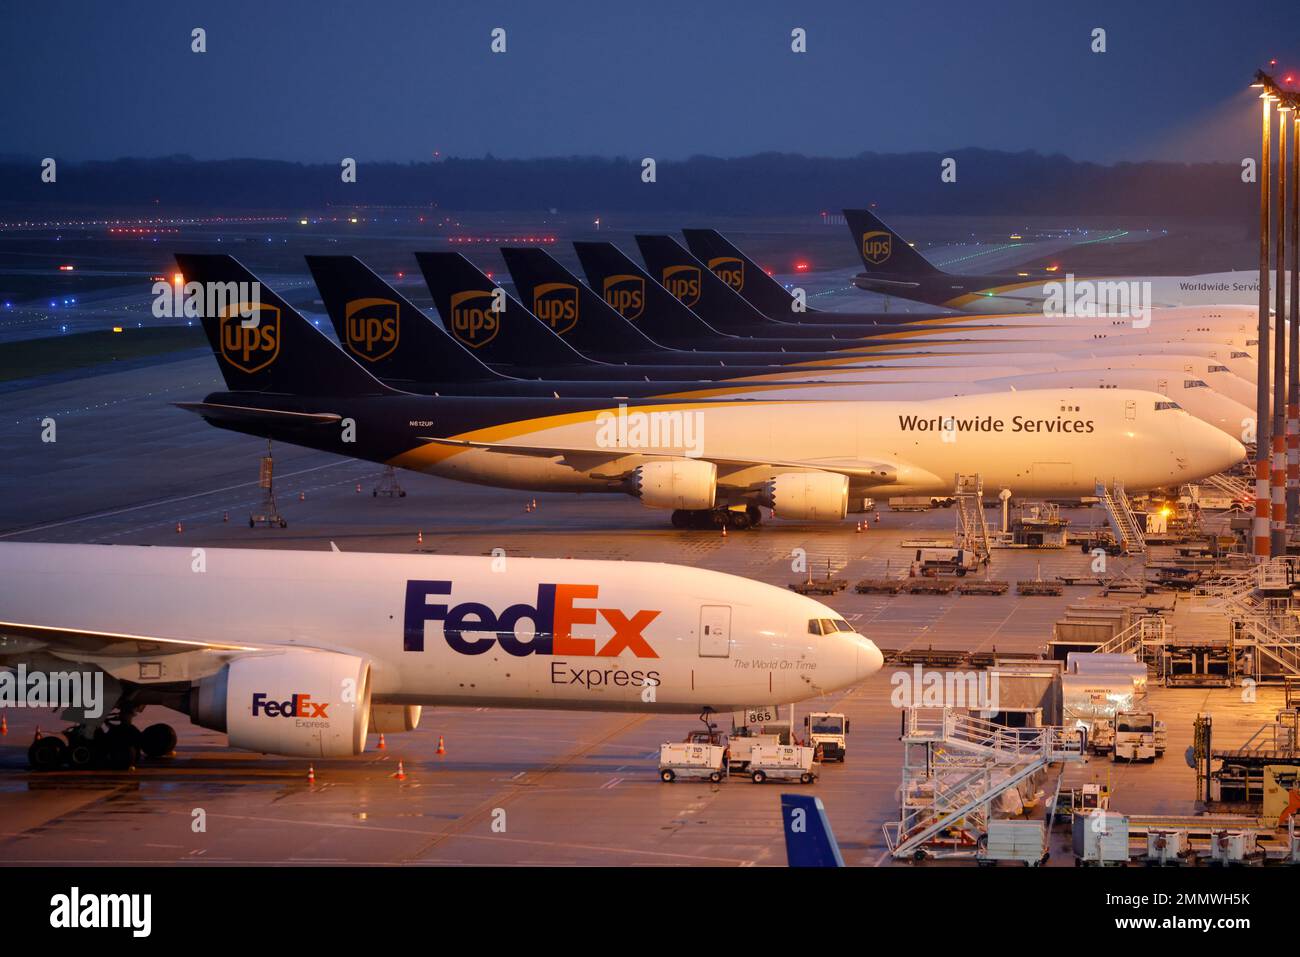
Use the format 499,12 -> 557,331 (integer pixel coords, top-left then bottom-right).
299,491 -> 306,502
436,735 -> 446,756
222,511 -> 229,522
394,760 -> 407,781
175,521 -> 183,534
356,483 -> 362,493
307,765 -> 316,783
1,715 -> 7,735
416,530 -> 424,545
531,498 -> 537,510
377,733 -> 386,750
874,511 -> 881,523
856,521 -> 862,532
33,726 -> 41,741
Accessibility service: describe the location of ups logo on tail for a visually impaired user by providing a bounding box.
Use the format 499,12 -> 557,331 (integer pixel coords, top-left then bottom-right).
707,256 -> 744,291
449,290 -> 499,348
219,303 -> 280,374
602,275 -> 645,321
532,282 -> 579,335
661,265 -> 701,307
861,230 -> 892,266
344,298 -> 399,362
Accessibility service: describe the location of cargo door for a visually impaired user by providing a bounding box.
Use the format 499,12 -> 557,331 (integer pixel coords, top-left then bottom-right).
699,605 -> 732,658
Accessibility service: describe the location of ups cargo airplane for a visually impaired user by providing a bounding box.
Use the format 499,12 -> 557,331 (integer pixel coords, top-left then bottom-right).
176,257 -> 1244,529
306,252 -> 1252,438
0,542 -> 883,768
843,208 -> 1276,313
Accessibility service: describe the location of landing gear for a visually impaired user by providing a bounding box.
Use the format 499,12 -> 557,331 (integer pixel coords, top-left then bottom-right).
26,719 -> 177,771
670,505 -> 763,530
139,723 -> 178,759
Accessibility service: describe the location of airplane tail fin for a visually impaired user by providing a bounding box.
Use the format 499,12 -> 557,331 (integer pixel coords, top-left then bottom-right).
681,228 -> 815,319
173,253 -> 392,396
843,208 -> 941,277
499,247 -> 661,357
635,233 -> 773,334
781,794 -> 845,867
573,241 -> 727,345
414,251 -> 594,368
305,255 -> 505,386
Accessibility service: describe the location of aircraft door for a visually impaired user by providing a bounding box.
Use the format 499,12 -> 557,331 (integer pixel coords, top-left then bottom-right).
699,605 -> 732,658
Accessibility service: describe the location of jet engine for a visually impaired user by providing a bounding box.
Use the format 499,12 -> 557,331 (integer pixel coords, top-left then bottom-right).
633,459 -> 717,510
370,704 -> 422,733
763,471 -> 849,521
188,650 -> 372,757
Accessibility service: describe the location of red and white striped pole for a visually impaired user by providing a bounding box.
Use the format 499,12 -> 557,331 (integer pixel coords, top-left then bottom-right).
1257,91 -> 1274,560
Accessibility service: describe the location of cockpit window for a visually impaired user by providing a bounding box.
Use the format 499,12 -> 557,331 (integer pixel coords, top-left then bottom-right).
1208,364 -> 1230,372
1183,380 -> 1208,389
1154,401 -> 1181,411
808,618 -> 853,635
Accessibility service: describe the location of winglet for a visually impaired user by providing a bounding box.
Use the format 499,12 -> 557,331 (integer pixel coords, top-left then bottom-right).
781,793 -> 845,867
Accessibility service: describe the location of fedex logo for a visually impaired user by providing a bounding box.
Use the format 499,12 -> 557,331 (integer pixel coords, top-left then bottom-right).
251,692 -> 329,718
403,580 -> 660,659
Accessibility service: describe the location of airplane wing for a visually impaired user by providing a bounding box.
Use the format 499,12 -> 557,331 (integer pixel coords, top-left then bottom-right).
0,620 -> 263,658
418,437 -> 899,486
175,401 -> 343,427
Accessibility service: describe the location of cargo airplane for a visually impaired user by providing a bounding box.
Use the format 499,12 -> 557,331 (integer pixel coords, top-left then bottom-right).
176,256 -> 1244,530
0,542 -> 883,768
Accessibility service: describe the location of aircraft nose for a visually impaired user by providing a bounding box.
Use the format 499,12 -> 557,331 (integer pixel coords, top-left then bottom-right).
856,639 -> 884,682
1183,414 -> 1246,479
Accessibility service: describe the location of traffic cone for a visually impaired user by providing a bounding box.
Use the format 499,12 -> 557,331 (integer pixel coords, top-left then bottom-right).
355,483 -> 362,493
525,502 -> 532,512
874,511 -> 881,523
175,521 -> 183,534
531,498 -> 537,510
307,765 -> 316,783
416,530 -> 423,546
394,760 -> 407,781
222,511 -> 229,522
856,521 -> 862,532
436,735 -> 446,756
1,715 -> 6,735
721,525 -> 727,538
377,733 -> 386,750
34,726 -> 42,740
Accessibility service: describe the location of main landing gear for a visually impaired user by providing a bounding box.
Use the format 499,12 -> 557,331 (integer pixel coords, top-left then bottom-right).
670,505 -> 763,531
27,715 -> 178,772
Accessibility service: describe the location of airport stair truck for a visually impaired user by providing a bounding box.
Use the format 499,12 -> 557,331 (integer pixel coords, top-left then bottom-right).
804,712 -> 849,762
1095,481 -> 1146,555
882,709 -> 1086,862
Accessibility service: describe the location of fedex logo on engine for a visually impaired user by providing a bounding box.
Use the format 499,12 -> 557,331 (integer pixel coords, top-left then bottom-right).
251,692 -> 329,718
402,580 -> 660,658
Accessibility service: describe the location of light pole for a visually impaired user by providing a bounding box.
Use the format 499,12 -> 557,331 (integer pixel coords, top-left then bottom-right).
1273,98 -> 1291,555
1254,82 -> 1273,560
1290,106 -> 1300,533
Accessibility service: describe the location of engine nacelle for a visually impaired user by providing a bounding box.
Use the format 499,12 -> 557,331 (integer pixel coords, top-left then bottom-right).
189,650 -> 372,757
763,471 -> 849,522
633,459 -> 717,510
370,704 -> 422,733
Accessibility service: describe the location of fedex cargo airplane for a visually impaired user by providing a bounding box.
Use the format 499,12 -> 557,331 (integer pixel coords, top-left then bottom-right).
844,208 -> 1272,314
0,543 -> 883,769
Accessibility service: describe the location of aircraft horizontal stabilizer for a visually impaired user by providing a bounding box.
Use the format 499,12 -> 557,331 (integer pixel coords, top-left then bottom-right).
174,402 -> 343,427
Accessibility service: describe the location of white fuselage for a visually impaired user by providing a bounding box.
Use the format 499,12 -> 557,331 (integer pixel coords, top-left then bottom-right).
393,388 -> 1245,501
0,544 -> 883,715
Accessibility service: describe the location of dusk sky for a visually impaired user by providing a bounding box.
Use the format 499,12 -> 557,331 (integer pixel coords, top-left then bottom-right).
2,0 -> 1297,164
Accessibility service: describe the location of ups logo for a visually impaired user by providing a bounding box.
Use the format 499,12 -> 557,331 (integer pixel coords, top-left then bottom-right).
344,297 -> 399,362
861,230 -> 892,266
602,274 -> 645,321
532,282 -> 579,335
219,303 -> 280,373
661,264 -> 701,307
449,290 -> 499,348
707,256 -> 744,292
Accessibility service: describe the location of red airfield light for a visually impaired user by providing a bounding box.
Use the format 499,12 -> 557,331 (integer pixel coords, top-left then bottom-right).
173,272 -> 184,285
794,261 -> 810,272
